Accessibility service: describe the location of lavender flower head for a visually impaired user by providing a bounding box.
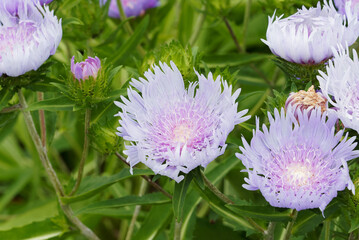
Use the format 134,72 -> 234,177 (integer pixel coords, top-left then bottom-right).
236,108 -> 358,213
334,0 -> 359,19
101,0 -> 159,18
71,56 -> 101,81
115,62 -> 250,182
317,46 -> 359,133
262,1 -> 359,64
0,0 -> 62,77
2,0 -> 54,16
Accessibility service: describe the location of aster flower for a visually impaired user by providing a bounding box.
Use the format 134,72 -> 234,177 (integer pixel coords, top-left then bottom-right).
0,0 -> 62,77
285,85 -> 328,115
334,0 -> 359,19
100,0 -> 159,18
114,62 -> 250,182
2,0 -> 54,15
317,46 -> 359,133
236,108 -> 358,213
262,1 -> 359,64
71,56 -> 101,81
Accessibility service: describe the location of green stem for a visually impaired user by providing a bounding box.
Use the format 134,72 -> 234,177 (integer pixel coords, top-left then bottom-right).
174,220 -> 182,240
242,0 -> 252,52
264,222 -> 276,240
189,6 -> 206,46
0,104 -> 21,113
281,209 -> 298,240
324,220 -> 331,240
37,92 -> 46,147
125,179 -> 147,240
201,170 -> 265,234
69,108 -> 91,196
116,0 -> 146,57
223,16 -> 242,53
115,152 -> 173,199
18,89 -> 100,240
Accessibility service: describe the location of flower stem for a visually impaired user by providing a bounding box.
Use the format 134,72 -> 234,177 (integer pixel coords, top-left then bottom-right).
37,92 -> 46,147
281,209 -> 298,240
125,179 -> 147,240
0,104 -> 21,113
201,170 -> 233,204
115,152 -> 173,199
189,6 -> 206,46
264,222 -> 276,240
242,0 -> 252,52
324,220 -> 331,240
69,108 -> 91,196
201,170 -> 265,233
18,89 -> 100,240
174,220 -> 182,240
223,16 -> 242,53
116,0 -> 146,57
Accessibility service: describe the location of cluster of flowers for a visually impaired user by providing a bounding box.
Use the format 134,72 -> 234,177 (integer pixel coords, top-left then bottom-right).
2,0 -> 359,217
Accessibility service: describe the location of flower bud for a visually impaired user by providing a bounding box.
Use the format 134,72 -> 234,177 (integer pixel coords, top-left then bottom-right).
71,56 -> 101,82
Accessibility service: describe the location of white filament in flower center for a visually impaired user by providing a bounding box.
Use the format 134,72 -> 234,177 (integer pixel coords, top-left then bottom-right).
284,163 -> 314,188
172,124 -> 192,145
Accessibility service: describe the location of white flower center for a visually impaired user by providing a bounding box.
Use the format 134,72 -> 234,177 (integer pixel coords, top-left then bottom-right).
284,163 -> 314,188
172,124 -> 192,145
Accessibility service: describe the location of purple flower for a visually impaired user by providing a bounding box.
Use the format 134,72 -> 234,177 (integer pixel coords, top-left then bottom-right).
236,108 -> 358,213
317,45 -> 359,133
114,62 -> 250,182
334,0 -> 359,19
71,56 -> 101,81
100,0 -> 159,18
0,0 -> 62,77
262,1 -> 359,64
2,0 -> 54,15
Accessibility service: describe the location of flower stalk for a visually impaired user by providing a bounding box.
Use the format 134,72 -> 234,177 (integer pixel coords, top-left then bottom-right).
281,209 -> 298,240
69,108 -> 91,196
18,89 -> 100,240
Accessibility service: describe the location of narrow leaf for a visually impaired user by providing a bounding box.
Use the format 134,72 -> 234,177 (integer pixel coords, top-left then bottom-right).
27,96 -> 74,111
173,174 -> 193,221
226,205 -> 292,222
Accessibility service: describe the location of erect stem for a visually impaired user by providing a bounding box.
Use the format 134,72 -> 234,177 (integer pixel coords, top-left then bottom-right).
189,6 -> 206,46
116,0 -> 146,57
69,108 -> 91,196
280,209 -> 298,240
264,222 -> 277,240
242,0 -> 252,52
18,89 -> 100,240
223,16 -> 242,53
201,170 -> 266,234
115,152 -> 173,199
125,179 -> 147,240
174,220 -> 182,240
0,104 -> 21,113
37,92 -> 46,147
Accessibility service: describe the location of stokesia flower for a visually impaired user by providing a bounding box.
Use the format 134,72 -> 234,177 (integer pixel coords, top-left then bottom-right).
115,62 -> 250,182
262,1 -> 359,64
100,0 -> 159,18
2,0 -> 54,16
236,108 -> 358,213
334,0 -> 359,19
317,46 -> 359,133
71,56 -> 101,81
0,0 -> 62,77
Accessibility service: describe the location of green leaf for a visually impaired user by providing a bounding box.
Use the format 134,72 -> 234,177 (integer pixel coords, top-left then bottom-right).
27,96 -> 75,111
292,201 -> 340,236
226,205 -> 292,222
192,167 -> 205,190
113,15 -> 150,65
0,218 -> 64,240
62,17 -> 84,26
133,204 -> 172,240
202,54 -> 272,68
173,174 -> 193,221
76,193 -> 170,215
0,88 -> 14,111
61,168 -> 154,204
0,169 -> 32,212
